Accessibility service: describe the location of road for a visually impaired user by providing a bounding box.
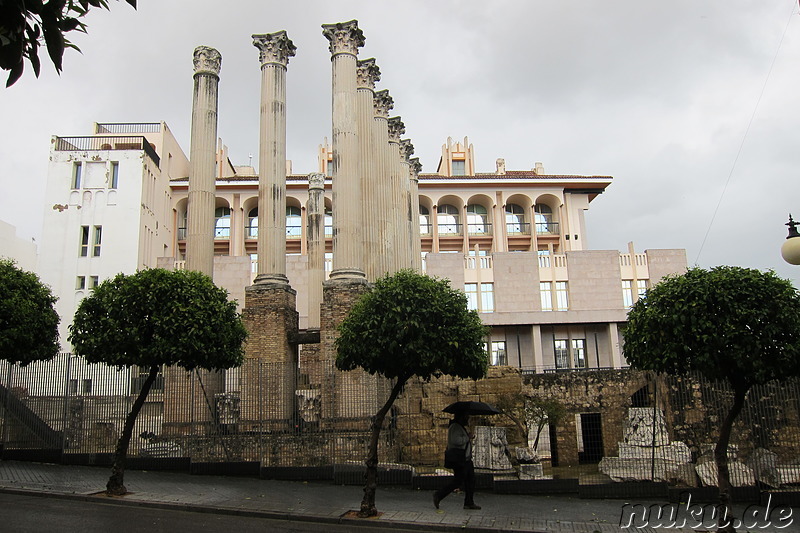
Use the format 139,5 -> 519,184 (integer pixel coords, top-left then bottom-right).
0,492 -> 424,533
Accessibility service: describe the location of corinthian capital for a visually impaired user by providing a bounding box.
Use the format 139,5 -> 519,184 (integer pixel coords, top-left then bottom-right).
253,31 -> 297,67
193,46 -> 222,76
322,20 -> 365,57
308,173 -> 325,191
373,89 -> 394,118
356,58 -> 380,89
410,157 -> 422,179
400,139 -> 415,162
387,117 -> 405,143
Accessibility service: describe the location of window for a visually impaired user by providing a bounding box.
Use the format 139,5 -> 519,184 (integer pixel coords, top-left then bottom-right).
92,226 -> 102,257
89,276 -> 99,289
505,204 -> 526,234
452,159 -> 465,176
286,206 -> 302,238
535,204 -> 557,234
465,283 -> 478,311
76,276 -> 86,290
541,281 -> 568,311
68,379 -> 78,395
465,283 -> 493,313
110,162 -> 119,189
71,162 -> 82,189
572,339 -> 586,368
178,211 -> 188,240
554,340 -> 569,369
637,279 -> 648,299
437,204 -> 460,235
250,253 -> 258,273
130,367 -> 164,394
214,207 -> 231,239
81,379 -> 92,394
247,207 -> 258,238
490,341 -> 507,366
623,280 -> 648,308
324,208 -> 333,238
79,226 -> 90,257
466,204 -> 489,234
419,206 -> 431,235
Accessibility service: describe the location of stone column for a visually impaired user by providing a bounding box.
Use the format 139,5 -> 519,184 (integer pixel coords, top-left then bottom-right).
399,139 -> 414,269
356,58 -> 381,281
409,157 -> 422,271
386,116 -> 405,274
186,46 -> 221,276
322,20 -> 366,283
306,173 -> 326,329
240,31 -> 299,430
372,89 -> 394,277
253,30 -> 296,286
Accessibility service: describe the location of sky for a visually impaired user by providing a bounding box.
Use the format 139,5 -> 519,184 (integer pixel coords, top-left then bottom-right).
2,1 -> 800,285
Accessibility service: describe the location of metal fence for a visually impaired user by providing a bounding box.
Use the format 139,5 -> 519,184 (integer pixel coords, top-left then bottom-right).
1,356 -> 799,499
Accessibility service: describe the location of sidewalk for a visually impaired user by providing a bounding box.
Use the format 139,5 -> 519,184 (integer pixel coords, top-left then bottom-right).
0,460 -> 795,532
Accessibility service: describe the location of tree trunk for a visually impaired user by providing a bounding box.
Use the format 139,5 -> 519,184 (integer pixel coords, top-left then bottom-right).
358,376 -> 407,518
715,385 -> 748,532
106,365 -> 160,495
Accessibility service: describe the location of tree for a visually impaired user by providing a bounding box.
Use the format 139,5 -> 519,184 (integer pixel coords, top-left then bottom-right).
69,268 -> 247,495
0,0 -> 136,87
623,266 -> 800,529
496,393 -> 565,453
0,258 -> 60,365
336,269 -> 489,517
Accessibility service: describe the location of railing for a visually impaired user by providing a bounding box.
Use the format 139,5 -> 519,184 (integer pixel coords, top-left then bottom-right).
214,227 -> 230,239
506,222 -> 531,235
437,223 -> 462,236
465,256 -> 493,269
420,223 -> 432,236
245,226 -> 257,239
177,227 -> 187,240
286,226 -> 302,239
538,254 -> 567,268
620,253 -> 648,267
467,223 -> 492,236
535,221 -> 559,235
54,136 -> 160,167
95,123 -> 161,134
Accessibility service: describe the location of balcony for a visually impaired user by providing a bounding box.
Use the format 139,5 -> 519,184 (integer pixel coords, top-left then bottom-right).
437,223 -> 462,236
467,223 -> 492,236
506,222 -> 531,235
535,221 -> 559,235
54,136 -> 160,167
95,123 -> 161,134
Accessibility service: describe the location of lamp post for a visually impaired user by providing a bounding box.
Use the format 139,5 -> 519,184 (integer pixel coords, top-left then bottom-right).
781,214 -> 800,265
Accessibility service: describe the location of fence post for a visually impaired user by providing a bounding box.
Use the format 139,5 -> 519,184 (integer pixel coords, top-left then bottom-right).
60,354 -> 73,459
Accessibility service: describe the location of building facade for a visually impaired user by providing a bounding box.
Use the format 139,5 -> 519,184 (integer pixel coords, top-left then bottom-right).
38,125 -> 686,378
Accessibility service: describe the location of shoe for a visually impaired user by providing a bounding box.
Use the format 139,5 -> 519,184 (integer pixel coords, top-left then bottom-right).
464,503 -> 481,510
433,493 -> 441,509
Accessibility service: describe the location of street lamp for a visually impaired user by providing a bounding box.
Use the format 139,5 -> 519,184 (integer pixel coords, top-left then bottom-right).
781,214 -> 800,265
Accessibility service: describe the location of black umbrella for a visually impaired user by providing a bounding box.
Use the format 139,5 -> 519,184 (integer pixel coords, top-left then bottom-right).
442,401 -> 501,416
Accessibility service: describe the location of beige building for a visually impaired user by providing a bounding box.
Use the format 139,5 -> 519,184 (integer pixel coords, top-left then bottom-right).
164,134 -> 687,374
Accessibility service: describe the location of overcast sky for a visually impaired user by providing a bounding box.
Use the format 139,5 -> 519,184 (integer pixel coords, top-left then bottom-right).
2,1 -> 800,285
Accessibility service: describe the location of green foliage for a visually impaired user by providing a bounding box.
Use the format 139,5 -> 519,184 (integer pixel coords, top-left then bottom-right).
335,269 -> 489,382
0,258 -> 60,365
0,0 -> 136,87
69,268 -> 246,371
623,266 -> 800,389
497,392 -> 565,446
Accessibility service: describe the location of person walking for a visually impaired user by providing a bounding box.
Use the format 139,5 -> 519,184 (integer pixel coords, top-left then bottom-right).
433,411 -> 480,510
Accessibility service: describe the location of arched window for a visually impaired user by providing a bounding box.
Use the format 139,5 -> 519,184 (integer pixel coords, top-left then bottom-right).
466,204 -> 489,234
437,204 -> 460,235
534,204 -> 556,234
178,210 -> 188,240
286,206 -> 302,238
505,203 -> 527,235
247,207 -> 258,238
214,207 -> 231,239
419,206 -> 431,235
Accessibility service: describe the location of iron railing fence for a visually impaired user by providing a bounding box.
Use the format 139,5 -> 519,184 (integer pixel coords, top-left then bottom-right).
2,356 -> 799,493
54,136 -> 160,167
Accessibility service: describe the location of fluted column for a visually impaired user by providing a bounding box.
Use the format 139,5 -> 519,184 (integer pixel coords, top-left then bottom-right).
186,46 -> 221,276
253,31 -> 296,286
322,20 -> 366,283
356,58 -> 381,281
372,89 -> 394,277
386,116 -> 405,274
307,173 -> 325,329
409,157 -> 422,271
399,139 -> 414,269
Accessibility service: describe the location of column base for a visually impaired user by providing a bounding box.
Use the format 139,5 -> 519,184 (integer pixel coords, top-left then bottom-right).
253,273 -> 290,287
327,268 -> 367,285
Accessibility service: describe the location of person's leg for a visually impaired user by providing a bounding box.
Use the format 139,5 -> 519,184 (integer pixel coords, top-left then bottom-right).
434,464 -> 467,508
463,460 -> 480,509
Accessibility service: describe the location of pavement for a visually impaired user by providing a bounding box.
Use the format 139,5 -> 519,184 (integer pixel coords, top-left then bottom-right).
0,460 -> 797,532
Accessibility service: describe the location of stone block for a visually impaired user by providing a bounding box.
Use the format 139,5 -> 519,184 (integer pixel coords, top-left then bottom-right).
695,460 -> 755,487
618,441 -> 691,463
518,463 -> 545,480
624,407 -> 670,447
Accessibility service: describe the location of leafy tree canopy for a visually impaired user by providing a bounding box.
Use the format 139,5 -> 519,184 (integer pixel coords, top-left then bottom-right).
69,268 -> 246,371
0,0 -> 136,87
0,258 -> 60,365
623,266 -> 800,390
335,269 -> 489,382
